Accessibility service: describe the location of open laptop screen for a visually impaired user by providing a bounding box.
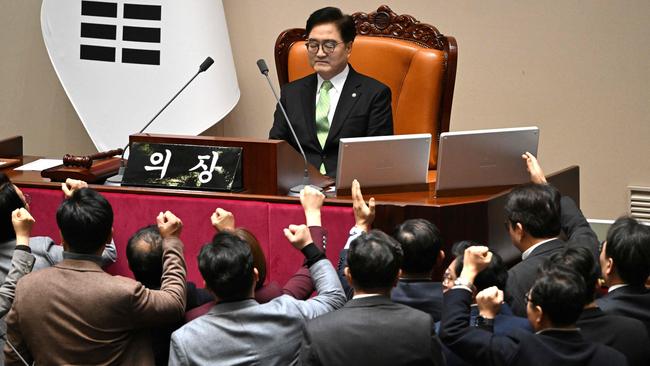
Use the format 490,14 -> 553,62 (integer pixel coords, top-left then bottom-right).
336,133 -> 431,190
435,127 -> 539,191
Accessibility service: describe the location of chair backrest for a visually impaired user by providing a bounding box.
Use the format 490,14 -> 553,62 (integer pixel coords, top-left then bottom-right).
275,5 -> 457,169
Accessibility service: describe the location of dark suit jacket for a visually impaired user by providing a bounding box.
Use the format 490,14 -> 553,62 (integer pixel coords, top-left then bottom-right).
300,295 -> 444,366
269,65 -> 393,177
337,247 -> 444,321
440,289 -> 627,366
392,279 -> 444,322
4,237 -> 186,365
578,306 -> 650,366
506,196 -> 599,316
596,285 -> 650,337
440,303 -> 532,366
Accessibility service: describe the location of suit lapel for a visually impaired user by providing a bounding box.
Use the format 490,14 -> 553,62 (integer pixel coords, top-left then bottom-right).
301,74 -> 319,149
326,66 -> 361,148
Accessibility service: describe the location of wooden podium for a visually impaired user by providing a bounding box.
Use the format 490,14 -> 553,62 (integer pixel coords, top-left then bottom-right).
128,134 -> 332,195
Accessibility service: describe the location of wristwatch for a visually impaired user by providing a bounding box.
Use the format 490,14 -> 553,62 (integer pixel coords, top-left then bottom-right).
453,277 -> 477,293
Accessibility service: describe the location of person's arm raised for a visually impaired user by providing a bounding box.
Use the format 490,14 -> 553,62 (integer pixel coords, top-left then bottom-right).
283,224 -> 346,318
131,211 -> 187,326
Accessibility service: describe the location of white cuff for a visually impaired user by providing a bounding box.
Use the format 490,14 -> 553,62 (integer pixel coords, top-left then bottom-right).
344,226 -> 364,249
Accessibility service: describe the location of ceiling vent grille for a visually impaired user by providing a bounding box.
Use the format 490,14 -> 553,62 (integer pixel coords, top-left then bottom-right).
629,186 -> 650,223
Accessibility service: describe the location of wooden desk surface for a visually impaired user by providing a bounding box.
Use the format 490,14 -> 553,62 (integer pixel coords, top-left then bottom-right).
6,156 -> 512,208
2,155 -> 580,274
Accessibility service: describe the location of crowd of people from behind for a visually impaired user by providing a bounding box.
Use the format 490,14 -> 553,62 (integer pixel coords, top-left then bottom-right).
0,150 -> 648,365
1,4 -> 648,365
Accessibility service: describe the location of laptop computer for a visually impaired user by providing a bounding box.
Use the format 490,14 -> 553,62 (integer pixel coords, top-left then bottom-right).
336,133 -> 431,192
435,126 -> 539,192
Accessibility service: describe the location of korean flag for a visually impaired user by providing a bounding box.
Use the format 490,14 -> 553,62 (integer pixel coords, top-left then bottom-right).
41,0 -> 240,151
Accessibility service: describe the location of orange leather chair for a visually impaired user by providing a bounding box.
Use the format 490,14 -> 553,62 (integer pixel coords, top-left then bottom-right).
274,5 -> 457,171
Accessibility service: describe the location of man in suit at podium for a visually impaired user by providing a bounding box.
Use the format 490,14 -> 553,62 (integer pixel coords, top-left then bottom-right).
269,7 -> 393,178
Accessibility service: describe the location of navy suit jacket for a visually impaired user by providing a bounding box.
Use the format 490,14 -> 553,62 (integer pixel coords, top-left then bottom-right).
440,289 -> 627,366
392,279 -> 444,322
578,306 -> 650,366
596,285 -> 650,337
269,66 -> 393,177
506,196 -> 599,316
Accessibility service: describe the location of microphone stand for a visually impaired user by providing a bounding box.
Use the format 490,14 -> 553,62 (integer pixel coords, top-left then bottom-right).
257,59 -> 323,196
106,57 -> 214,185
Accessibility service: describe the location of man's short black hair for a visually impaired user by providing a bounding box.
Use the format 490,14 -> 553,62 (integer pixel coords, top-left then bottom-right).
605,216 -> 650,286
199,231 -> 254,301
504,183 -> 561,238
56,188 -> 113,254
347,230 -> 403,291
305,7 -> 356,43
541,246 -> 598,304
126,225 -> 163,289
452,241 -> 509,292
0,175 -> 25,242
393,219 -> 442,273
529,267 -> 586,326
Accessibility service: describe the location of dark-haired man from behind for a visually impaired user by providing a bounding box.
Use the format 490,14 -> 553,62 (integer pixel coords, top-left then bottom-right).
4,189 -> 187,365
300,230 -> 444,366
504,153 -> 599,316
169,224 -> 345,365
391,218 -> 446,321
337,180 -> 446,321
269,6 -> 393,177
597,216 -> 650,335
542,246 -> 650,366
440,246 -> 626,366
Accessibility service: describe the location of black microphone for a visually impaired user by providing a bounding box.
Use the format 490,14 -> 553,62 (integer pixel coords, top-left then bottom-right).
256,58 -> 323,196
199,57 -> 214,72
256,59 -> 269,75
106,56 -> 215,185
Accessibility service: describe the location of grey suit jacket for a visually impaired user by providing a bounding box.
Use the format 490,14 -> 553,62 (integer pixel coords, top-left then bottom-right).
169,258 -> 346,366
0,249 -> 34,317
0,236 -> 117,277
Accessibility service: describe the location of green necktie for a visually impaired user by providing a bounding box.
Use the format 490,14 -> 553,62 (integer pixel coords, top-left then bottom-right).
315,80 -> 333,174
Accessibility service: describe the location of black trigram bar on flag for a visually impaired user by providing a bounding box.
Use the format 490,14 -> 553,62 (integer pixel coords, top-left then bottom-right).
122,48 -> 160,65
80,1 -> 162,65
80,45 -> 116,62
124,4 -> 162,20
123,26 -> 161,43
81,23 -> 117,40
81,1 -> 117,18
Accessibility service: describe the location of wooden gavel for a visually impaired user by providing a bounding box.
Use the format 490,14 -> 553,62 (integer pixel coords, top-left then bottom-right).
63,149 -> 124,169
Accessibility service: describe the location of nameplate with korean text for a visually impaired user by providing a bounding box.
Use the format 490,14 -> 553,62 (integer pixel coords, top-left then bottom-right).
122,142 -> 242,191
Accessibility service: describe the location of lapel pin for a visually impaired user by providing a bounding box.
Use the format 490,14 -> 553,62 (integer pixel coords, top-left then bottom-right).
351,92 -> 357,98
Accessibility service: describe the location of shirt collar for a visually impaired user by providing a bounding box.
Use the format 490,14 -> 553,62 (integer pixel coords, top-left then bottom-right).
608,283 -> 630,293
522,237 -> 558,260
352,293 -> 382,300
317,64 -> 349,93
